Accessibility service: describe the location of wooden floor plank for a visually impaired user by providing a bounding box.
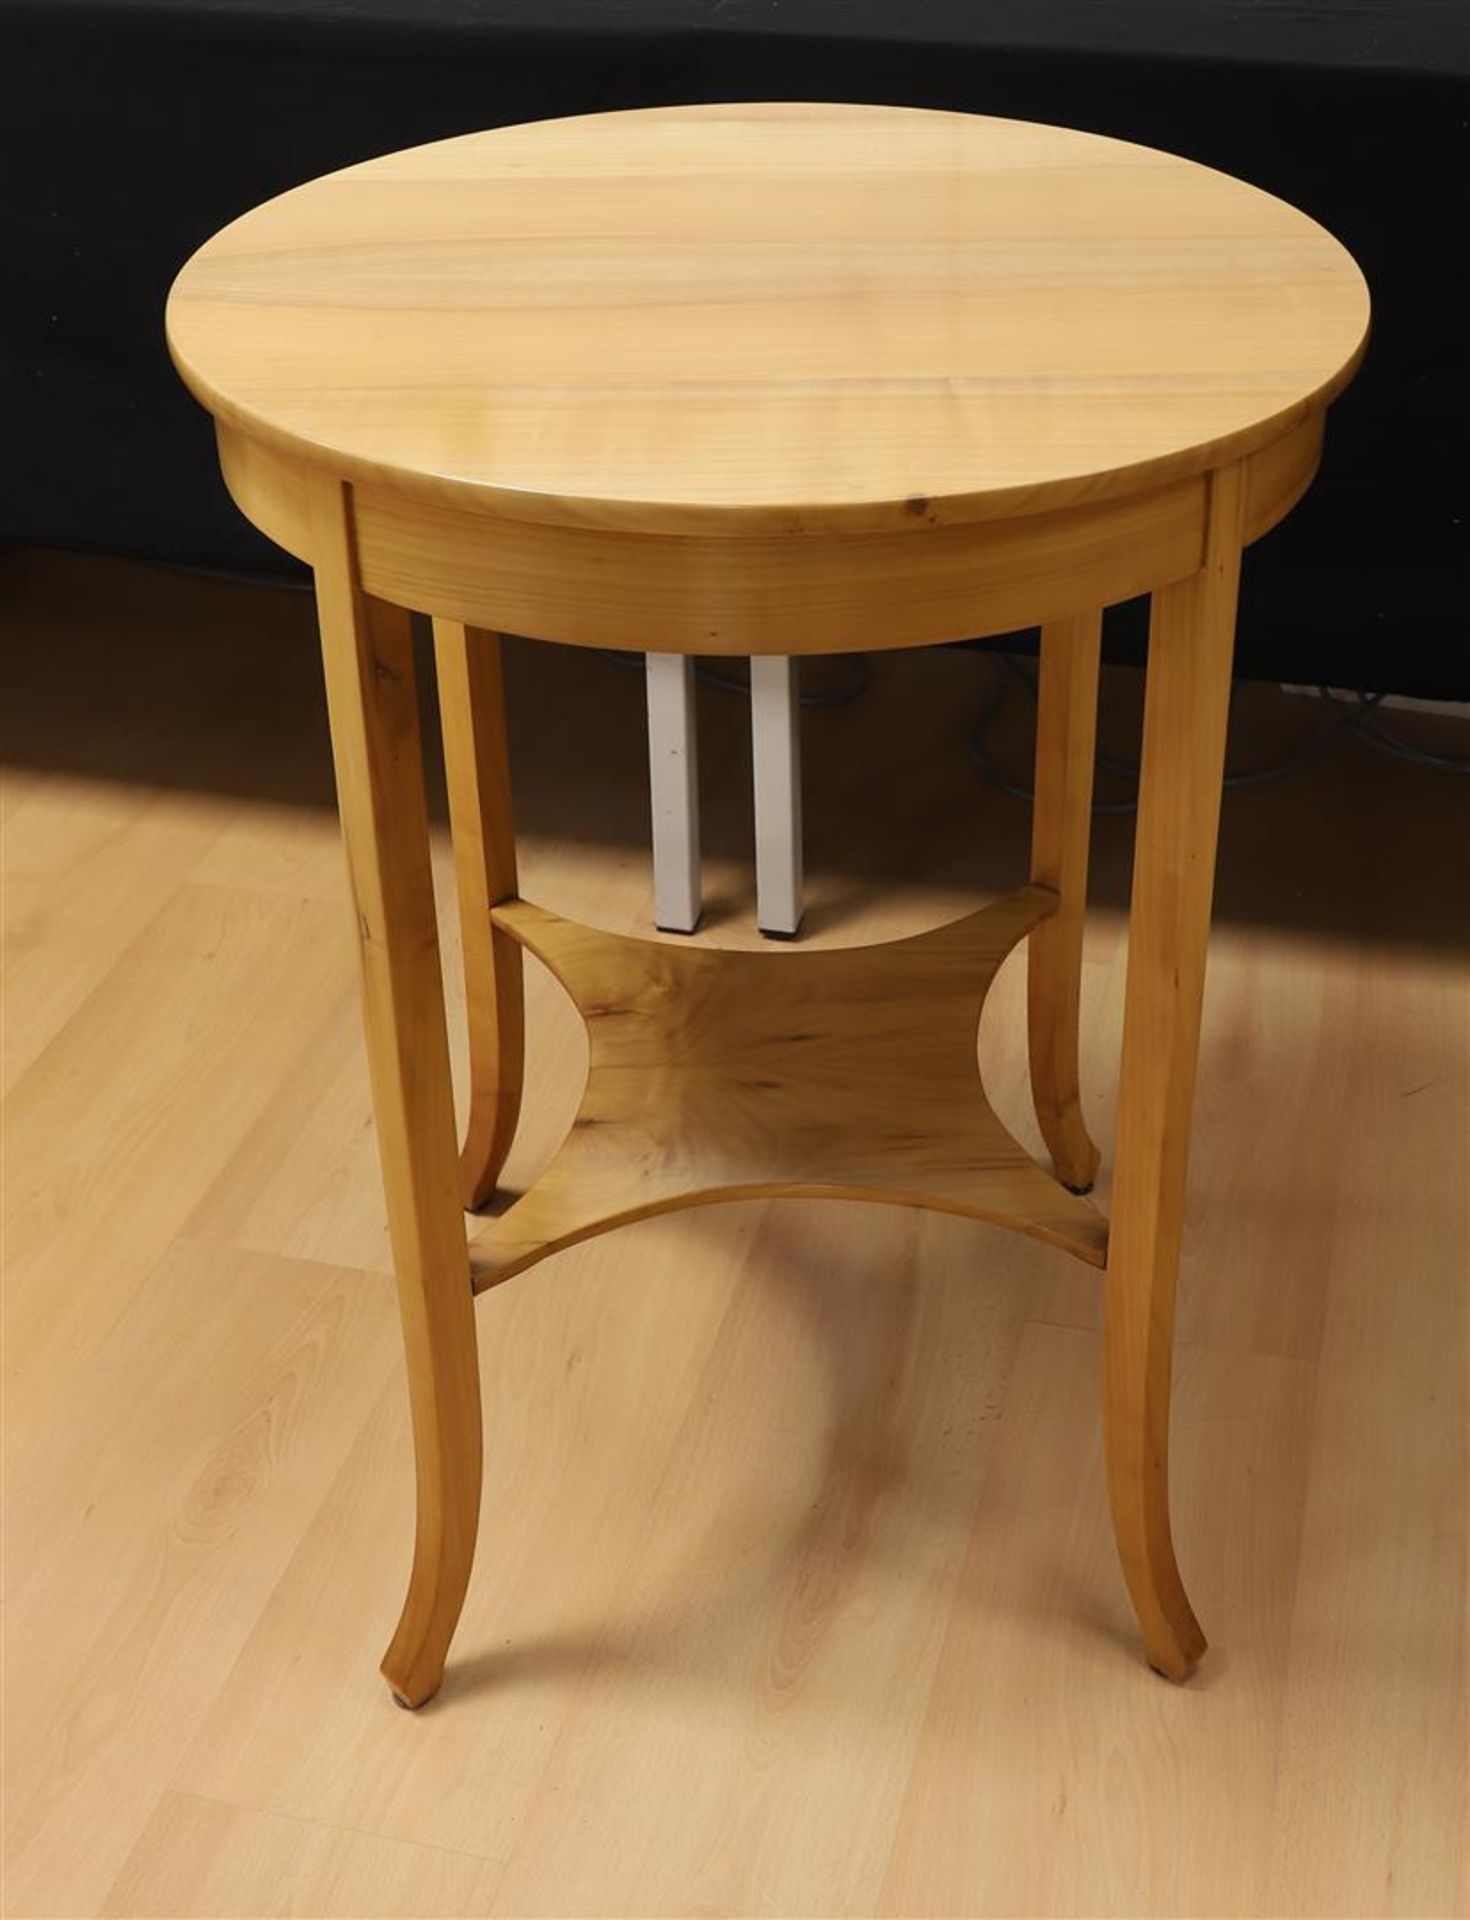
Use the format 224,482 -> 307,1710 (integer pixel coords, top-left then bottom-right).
100,1792 -> 502,1918
1,780 -> 229,1092
878,1323 -> 1320,1918
3,882 -> 357,1436
2,1242 -> 401,1918
2,549 -> 1465,1917
1264,950 -> 1467,1916
175,1210 -> 757,1855
480,1207 -> 1047,1919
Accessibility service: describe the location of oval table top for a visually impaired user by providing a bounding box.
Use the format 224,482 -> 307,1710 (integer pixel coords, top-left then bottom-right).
167,102 -> 1369,539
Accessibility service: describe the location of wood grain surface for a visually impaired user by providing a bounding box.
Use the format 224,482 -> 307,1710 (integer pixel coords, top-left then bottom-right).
168,103 -> 1368,537
468,889 -> 1107,1287
2,550 -> 1464,1916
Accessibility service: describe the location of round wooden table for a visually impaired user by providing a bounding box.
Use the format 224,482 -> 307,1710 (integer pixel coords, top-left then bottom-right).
168,103 -> 1368,1708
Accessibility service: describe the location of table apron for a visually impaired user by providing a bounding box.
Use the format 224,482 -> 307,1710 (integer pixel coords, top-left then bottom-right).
216,415 -> 1321,654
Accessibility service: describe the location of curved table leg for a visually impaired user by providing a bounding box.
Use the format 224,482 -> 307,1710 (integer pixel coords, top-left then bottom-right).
1105,463 -> 1245,1679
1028,609 -> 1103,1192
434,621 -> 525,1210
310,479 -> 482,1708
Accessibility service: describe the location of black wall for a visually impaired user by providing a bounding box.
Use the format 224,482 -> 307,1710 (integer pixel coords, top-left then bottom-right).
4,1 -> 1466,693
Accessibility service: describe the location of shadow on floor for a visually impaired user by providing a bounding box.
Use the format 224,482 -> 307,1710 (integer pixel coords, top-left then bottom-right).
3,545 -> 1467,954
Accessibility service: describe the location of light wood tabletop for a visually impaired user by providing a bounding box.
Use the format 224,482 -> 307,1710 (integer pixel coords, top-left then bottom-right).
167,102 -> 1368,537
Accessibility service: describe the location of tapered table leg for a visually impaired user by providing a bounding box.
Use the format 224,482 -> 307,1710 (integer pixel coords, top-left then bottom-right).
1105,463 -> 1246,1680
309,478 -> 483,1708
1029,609 -> 1103,1191
433,621 -> 525,1211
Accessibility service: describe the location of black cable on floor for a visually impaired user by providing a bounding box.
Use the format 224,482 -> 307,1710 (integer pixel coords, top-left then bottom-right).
964,653 -> 1367,814
600,649 -> 872,709
1329,688 -> 1470,773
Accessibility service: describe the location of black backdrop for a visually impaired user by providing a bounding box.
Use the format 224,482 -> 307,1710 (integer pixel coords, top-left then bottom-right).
3,0 -> 1466,693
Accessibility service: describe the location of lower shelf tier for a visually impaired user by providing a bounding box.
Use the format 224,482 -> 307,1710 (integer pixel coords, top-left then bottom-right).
467,888 -> 1107,1291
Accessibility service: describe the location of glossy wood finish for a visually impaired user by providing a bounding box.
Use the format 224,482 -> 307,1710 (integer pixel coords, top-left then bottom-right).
164,107 -> 1369,1699
308,479 -> 481,1708
1028,608 -> 1104,1193
9,550 -> 1463,1918
352,464 -> 1214,656
467,890 -> 1107,1289
168,105 -> 1366,537
213,417 -> 1323,657
213,405 -> 1327,583
213,412 -> 1327,660
1104,463 -> 1248,1679
431,621 -> 524,1210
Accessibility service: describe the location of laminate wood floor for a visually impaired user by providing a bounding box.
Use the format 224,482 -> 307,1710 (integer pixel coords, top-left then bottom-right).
3,547 -> 1465,1918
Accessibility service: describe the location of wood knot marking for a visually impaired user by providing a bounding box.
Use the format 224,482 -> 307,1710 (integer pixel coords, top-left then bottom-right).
904,495 -> 932,518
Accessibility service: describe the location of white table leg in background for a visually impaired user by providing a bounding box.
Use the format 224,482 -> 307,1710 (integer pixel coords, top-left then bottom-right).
751,654 -> 804,938
645,651 -> 702,933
